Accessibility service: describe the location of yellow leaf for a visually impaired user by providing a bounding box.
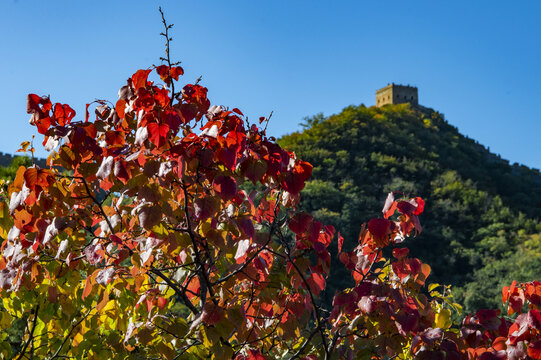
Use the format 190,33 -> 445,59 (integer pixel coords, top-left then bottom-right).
152,223 -> 169,236
17,141 -> 30,153
0,311 -> 12,329
155,342 -> 176,360
452,302 -> 463,314
72,332 -> 84,347
435,308 -> 451,329
96,290 -> 110,312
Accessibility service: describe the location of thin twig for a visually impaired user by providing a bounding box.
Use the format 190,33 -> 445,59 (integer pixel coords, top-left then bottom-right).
158,7 -> 178,106
290,327 -> 319,360
15,305 -> 40,360
49,308 -> 92,360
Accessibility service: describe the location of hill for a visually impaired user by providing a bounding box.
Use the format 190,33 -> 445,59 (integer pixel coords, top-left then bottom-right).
278,103 -> 541,311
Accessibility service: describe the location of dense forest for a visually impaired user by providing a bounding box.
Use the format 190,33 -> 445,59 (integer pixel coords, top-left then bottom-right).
279,103 -> 541,311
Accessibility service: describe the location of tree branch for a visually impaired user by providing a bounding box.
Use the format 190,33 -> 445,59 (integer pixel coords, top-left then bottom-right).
15,305 -> 39,360
213,195 -> 282,285
180,183 -> 217,307
49,308 -> 92,360
149,267 -> 199,315
290,327 -> 319,360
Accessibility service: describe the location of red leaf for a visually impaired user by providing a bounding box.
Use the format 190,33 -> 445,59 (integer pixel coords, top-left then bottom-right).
202,303 -> 224,325
194,197 -> 220,221
289,212 -> 313,235
114,159 -> 131,184
238,217 -> 255,240
232,108 -> 244,116
241,158 -> 267,184
337,232 -> 344,253
397,201 -> 416,215
170,66 -> 184,80
212,175 -> 237,201
147,123 -> 169,148
528,341 -> 541,360
134,87 -> 156,111
509,293 -> 524,315
216,147 -> 237,170
132,69 -> 151,90
53,103 -> 76,126
105,130 -> 125,146
306,272 -> 325,297
367,218 -> 391,247
27,93 -> 43,114
392,247 -> 409,260
412,197 -> 425,215
156,65 -> 169,82
281,161 -> 313,194
154,87 -> 170,108
110,234 -> 122,244
246,349 -> 267,360
163,110 -> 181,133
157,297 -> 167,310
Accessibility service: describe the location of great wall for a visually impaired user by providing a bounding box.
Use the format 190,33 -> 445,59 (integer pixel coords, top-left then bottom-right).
0,152 -> 47,168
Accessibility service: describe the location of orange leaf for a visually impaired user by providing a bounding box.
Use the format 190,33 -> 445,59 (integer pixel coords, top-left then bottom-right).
529,341 -> 541,360
115,99 -> 126,119
82,277 -> 93,300
132,69 -> 151,90
170,66 -> 184,80
13,209 -> 32,230
12,166 -> 26,192
337,232 -> 344,253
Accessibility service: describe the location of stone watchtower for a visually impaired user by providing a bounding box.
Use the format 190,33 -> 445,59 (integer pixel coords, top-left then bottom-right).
375,83 -> 418,107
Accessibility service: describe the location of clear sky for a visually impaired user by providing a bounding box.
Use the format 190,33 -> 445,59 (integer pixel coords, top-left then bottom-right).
1,1 -> 540,169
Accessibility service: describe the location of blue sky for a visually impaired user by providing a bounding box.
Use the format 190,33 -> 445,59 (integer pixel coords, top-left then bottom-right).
1,1 -> 540,169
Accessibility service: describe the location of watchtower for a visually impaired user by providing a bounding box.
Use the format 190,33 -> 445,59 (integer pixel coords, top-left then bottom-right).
376,83 -> 418,107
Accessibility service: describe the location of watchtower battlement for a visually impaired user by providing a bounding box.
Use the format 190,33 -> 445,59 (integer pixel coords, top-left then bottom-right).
376,83 -> 418,107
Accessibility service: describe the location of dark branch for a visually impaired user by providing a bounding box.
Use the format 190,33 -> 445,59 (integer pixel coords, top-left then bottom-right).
149,268 -> 199,315
15,305 -> 39,360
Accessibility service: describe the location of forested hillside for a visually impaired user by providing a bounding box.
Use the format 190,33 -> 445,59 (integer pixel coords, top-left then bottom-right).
0,156 -> 32,181
279,103 -> 541,311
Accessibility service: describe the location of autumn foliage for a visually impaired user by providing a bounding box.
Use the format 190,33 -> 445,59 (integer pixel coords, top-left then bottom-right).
1,19 -> 541,360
